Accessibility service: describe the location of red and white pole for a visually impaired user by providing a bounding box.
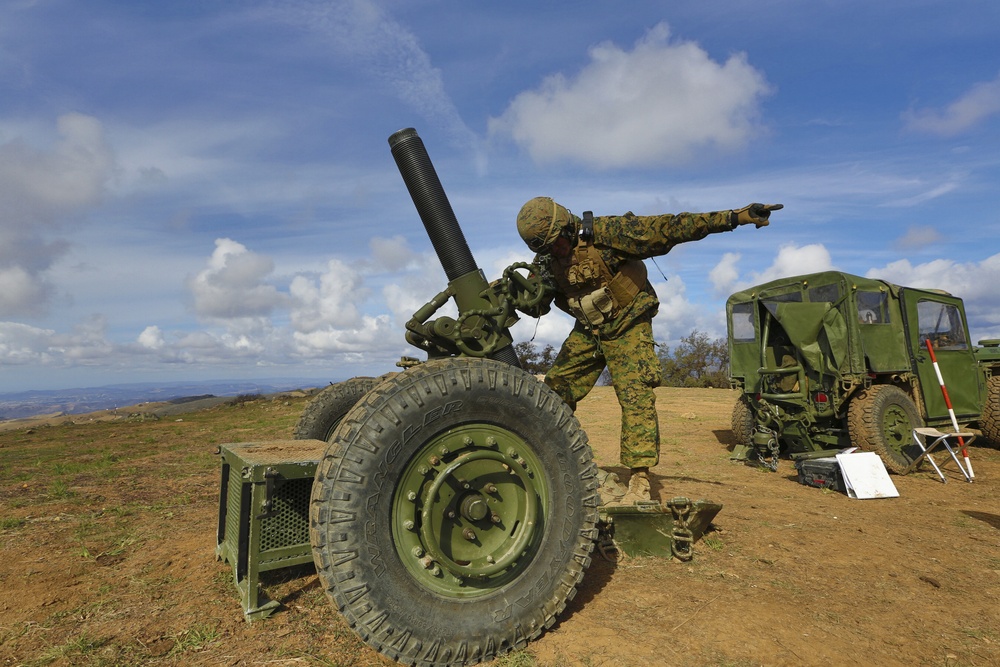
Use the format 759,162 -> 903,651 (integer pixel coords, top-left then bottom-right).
925,339 -> 974,478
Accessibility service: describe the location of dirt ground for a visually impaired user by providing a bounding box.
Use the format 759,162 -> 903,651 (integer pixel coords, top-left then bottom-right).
1,387 -> 998,667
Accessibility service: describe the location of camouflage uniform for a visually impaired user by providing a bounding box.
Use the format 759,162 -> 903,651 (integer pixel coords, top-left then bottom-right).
527,209 -> 740,469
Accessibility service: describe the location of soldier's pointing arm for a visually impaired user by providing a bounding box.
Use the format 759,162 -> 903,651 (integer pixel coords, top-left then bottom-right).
596,204 -> 781,258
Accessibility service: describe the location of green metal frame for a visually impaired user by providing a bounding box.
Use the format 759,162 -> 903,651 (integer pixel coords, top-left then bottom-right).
215,440 -> 327,621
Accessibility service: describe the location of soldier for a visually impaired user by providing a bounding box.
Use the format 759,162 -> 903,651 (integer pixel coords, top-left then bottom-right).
516,197 -> 780,505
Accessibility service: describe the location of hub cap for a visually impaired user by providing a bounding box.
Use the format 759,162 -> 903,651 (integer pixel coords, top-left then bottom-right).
392,424 -> 547,597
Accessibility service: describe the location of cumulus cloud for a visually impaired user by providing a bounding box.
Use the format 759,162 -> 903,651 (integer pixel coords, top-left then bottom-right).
188,238 -> 287,320
488,23 -> 772,169
903,71 -> 1000,136
748,244 -> 834,286
137,325 -> 165,350
866,253 -> 1000,340
0,322 -> 58,365
0,113 -> 115,316
708,252 -> 742,296
289,258 -> 366,331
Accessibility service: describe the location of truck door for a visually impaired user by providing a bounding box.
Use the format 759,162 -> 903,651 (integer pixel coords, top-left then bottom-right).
902,290 -> 982,421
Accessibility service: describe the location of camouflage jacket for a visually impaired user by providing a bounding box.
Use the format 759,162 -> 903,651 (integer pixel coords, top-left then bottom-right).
528,209 -> 737,338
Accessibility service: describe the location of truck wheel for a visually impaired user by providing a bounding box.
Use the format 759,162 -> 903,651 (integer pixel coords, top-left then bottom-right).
847,385 -> 921,473
310,357 -> 599,666
980,375 -> 1000,447
294,377 -> 379,442
731,395 -> 754,448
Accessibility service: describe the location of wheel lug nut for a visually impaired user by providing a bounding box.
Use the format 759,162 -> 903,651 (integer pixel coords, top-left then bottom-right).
486,555 -> 495,564
490,513 -> 501,524
486,436 -> 497,447
412,546 -> 424,558
403,519 -> 415,530
406,491 -> 417,501
418,465 -> 430,475
506,447 -> 517,457
462,528 -> 476,541
429,455 -> 440,466
446,509 -> 456,519
462,437 -> 473,447
484,483 -> 497,494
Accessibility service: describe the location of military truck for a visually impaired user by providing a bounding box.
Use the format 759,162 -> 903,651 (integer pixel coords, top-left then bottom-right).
726,271 -> 1000,473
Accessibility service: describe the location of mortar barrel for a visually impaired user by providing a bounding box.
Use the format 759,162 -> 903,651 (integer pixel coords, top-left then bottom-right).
388,128 -> 476,281
388,128 -> 521,368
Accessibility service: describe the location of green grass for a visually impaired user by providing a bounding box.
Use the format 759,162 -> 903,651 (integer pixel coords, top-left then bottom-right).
168,623 -> 220,655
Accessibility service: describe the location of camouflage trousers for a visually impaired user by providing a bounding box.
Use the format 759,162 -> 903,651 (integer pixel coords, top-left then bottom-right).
544,316 -> 661,469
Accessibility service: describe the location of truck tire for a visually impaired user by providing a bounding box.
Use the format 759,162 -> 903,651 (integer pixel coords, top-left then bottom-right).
310,357 -> 599,666
847,384 -> 922,474
731,395 -> 754,448
293,377 -> 379,442
980,375 -> 1000,447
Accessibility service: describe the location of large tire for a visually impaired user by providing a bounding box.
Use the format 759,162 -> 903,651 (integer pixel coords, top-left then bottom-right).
310,357 -> 599,666
294,377 -> 380,442
980,375 -> 1000,447
731,395 -> 754,448
847,384 -> 922,474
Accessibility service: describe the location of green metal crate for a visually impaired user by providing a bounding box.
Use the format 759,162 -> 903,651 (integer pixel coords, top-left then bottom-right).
215,439 -> 327,620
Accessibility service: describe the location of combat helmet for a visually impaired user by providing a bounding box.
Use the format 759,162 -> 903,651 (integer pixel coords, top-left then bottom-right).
516,197 -> 573,253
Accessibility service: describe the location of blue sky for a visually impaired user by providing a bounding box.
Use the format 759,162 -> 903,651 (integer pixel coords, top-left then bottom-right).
2,0 -> 999,393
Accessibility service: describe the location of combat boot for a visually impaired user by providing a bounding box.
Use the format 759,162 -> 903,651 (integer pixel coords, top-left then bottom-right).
596,468 -> 628,506
619,468 -> 651,505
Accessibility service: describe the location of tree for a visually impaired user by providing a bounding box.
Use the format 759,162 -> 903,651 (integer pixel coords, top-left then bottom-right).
514,341 -> 558,375
657,330 -> 730,388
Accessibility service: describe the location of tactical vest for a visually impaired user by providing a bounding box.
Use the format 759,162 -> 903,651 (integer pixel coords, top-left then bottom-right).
551,213 -> 647,327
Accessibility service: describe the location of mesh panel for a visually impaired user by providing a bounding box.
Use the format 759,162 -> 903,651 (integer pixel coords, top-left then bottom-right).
224,463 -> 244,551
259,478 -> 312,553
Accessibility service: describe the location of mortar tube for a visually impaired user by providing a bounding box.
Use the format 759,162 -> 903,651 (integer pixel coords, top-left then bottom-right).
388,128 -> 520,368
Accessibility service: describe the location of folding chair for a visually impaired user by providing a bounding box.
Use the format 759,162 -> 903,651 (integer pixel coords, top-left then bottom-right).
904,427 -> 975,483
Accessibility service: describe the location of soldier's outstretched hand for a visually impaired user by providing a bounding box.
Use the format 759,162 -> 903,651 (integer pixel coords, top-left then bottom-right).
734,203 -> 783,228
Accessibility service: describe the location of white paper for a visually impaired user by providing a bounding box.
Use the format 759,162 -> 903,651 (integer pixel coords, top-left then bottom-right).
836,452 -> 899,499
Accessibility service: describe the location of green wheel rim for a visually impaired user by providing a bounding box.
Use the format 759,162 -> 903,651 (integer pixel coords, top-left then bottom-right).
881,404 -> 912,453
392,424 -> 548,598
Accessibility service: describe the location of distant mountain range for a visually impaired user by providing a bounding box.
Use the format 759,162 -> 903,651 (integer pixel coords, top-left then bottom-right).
0,378 -> 332,421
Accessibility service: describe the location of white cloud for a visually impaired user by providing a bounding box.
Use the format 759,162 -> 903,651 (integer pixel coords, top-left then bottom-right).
0,266 -> 50,317
866,253 -> 1000,341
749,244 -> 834,285
708,252 -> 742,296
903,71 -> 1000,136
0,113 -> 115,316
0,322 -> 57,365
291,314 -> 395,355
488,22 -> 772,169
188,238 -> 287,320
137,325 -> 164,350
289,258 -> 366,331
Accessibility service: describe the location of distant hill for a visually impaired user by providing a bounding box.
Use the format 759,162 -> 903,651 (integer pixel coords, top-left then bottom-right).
0,378 -> 334,421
